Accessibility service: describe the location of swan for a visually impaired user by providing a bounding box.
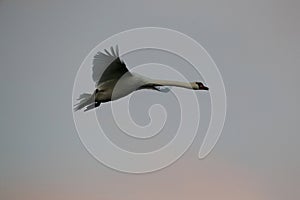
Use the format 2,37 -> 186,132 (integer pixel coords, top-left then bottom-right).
74,46 -> 209,112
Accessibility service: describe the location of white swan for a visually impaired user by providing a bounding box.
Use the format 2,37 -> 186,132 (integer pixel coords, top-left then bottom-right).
74,46 -> 209,112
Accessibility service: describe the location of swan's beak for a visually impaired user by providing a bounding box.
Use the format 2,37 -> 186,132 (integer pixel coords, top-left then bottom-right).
195,82 -> 209,90
200,86 -> 209,90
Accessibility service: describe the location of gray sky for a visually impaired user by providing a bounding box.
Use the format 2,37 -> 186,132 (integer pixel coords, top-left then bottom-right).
0,0 -> 299,199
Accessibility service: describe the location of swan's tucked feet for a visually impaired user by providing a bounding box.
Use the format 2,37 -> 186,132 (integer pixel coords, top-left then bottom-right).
84,101 -> 101,112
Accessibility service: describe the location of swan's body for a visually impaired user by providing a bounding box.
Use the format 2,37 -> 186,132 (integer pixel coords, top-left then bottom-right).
74,46 -> 208,112
96,72 -> 147,102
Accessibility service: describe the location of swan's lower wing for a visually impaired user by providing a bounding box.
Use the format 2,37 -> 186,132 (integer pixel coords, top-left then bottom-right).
139,84 -> 171,93
154,86 -> 171,93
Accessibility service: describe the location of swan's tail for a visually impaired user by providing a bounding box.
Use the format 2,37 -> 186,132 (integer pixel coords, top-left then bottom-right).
73,93 -> 94,111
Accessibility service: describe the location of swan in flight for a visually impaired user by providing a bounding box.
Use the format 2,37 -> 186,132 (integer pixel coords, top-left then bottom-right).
74,46 -> 209,112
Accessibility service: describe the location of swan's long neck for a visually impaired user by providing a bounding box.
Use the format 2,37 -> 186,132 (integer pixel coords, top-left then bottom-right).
150,79 -> 197,90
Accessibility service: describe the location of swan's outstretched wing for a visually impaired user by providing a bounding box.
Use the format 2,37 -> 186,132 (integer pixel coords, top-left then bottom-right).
92,46 -> 130,86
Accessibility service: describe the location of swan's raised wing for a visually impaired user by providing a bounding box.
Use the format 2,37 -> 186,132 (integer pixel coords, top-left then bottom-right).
92,46 -> 130,86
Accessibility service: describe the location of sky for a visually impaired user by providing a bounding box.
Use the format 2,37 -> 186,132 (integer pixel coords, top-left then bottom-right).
0,0 -> 299,199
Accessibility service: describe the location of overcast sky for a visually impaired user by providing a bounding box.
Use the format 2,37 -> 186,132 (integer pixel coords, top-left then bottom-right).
0,0 -> 299,199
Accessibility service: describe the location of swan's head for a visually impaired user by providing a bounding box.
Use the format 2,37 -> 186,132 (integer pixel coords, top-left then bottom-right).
195,82 -> 209,90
